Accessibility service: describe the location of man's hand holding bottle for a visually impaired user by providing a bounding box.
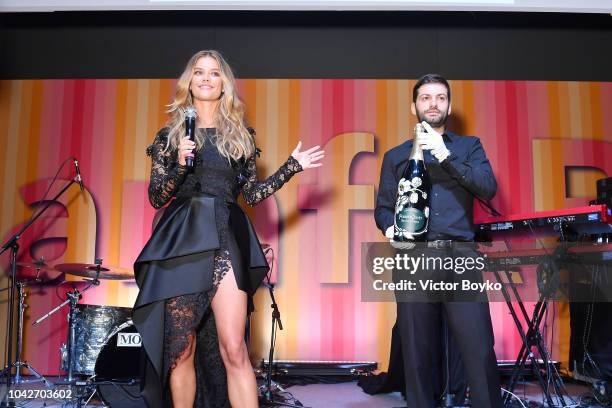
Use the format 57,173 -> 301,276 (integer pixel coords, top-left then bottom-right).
415,121 -> 450,162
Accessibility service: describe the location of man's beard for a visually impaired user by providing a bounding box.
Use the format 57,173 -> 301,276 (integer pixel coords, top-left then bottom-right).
417,108 -> 449,128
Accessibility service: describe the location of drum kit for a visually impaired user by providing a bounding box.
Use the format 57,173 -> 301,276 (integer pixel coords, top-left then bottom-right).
1,259 -> 142,406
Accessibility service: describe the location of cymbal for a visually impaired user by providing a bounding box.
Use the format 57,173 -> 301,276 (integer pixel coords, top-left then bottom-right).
17,260 -> 53,271
16,261 -> 63,284
58,280 -> 96,290
55,263 -> 134,280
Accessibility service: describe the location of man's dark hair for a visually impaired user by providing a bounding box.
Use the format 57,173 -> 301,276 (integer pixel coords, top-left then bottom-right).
412,74 -> 451,103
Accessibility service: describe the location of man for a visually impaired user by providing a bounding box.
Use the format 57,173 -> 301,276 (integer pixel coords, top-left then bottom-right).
374,74 -> 502,408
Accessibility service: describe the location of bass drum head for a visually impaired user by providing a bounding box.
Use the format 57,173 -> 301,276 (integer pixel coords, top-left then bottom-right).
94,324 -> 142,381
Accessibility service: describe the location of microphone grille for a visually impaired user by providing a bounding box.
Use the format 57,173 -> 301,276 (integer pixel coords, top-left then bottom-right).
184,106 -> 197,119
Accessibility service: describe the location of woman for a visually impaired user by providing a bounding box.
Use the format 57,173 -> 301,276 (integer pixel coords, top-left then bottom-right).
132,50 -> 324,408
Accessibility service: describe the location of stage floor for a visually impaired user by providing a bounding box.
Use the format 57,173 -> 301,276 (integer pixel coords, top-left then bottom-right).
284,380 -> 602,407
0,377 -> 606,407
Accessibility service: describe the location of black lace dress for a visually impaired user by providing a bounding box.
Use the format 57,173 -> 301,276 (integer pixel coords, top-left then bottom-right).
132,128 -> 302,408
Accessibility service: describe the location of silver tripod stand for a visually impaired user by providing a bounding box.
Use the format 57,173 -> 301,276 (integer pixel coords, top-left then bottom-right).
0,275 -> 53,388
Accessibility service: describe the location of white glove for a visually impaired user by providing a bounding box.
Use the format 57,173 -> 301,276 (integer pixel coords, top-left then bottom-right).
385,226 -> 415,250
416,121 -> 450,162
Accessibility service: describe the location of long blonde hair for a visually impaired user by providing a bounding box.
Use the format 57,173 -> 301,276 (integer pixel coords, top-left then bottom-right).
164,50 -> 254,161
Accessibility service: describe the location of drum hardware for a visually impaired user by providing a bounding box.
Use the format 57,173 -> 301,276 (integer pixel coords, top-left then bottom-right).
0,262 -> 54,388
55,263 -> 134,281
33,260 -> 104,384
16,260 -> 63,284
30,262 -> 118,408
0,168 -> 82,408
25,258 -> 138,406
102,318 -> 134,343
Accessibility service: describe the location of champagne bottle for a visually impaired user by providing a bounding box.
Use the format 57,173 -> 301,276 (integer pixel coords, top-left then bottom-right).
393,124 -> 431,242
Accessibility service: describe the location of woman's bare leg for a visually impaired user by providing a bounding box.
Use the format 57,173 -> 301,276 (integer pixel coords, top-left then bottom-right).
168,332 -> 197,408
212,268 -> 258,407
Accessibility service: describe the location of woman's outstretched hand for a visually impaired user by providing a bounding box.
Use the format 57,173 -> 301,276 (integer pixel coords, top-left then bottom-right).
291,141 -> 325,170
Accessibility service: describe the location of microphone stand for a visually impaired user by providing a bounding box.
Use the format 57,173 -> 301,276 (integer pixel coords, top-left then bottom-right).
259,246 -> 304,407
259,281 -> 304,408
0,175 -> 80,408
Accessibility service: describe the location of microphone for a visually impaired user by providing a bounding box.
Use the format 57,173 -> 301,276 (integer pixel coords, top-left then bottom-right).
73,158 -> 84,191
184,107 -> 197,168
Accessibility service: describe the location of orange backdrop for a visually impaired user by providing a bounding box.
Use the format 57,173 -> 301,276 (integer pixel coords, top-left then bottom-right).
0,79 -> 610,375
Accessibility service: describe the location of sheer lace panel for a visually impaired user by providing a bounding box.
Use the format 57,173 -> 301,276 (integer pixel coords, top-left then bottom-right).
211,250 -> 232,296
241,155 -> 302,207
147,131 -> 188,209
163,292 -> 210,377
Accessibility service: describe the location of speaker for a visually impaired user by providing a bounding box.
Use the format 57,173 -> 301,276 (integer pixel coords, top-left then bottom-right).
569,302 -> 612,382
597,177 -> 612,195
595,177 -> 612,207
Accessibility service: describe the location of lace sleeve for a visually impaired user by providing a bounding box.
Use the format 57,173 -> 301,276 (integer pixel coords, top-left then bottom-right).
147,131 -> 188,209
241,153 -> 303,207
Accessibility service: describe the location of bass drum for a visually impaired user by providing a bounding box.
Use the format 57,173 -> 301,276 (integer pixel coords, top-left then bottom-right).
61,304 -> 131,375
95,319 -> 146,407
94,319 -> 142,381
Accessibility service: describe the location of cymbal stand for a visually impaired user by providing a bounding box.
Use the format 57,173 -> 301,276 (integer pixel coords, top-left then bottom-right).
0,175 -> 80,408
29,275 -> 100,408
10,281 -> 51,386
33,269 -> 100,384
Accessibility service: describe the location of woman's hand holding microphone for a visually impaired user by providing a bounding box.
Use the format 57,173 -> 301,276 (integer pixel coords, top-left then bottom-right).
178,137 -> 196,166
